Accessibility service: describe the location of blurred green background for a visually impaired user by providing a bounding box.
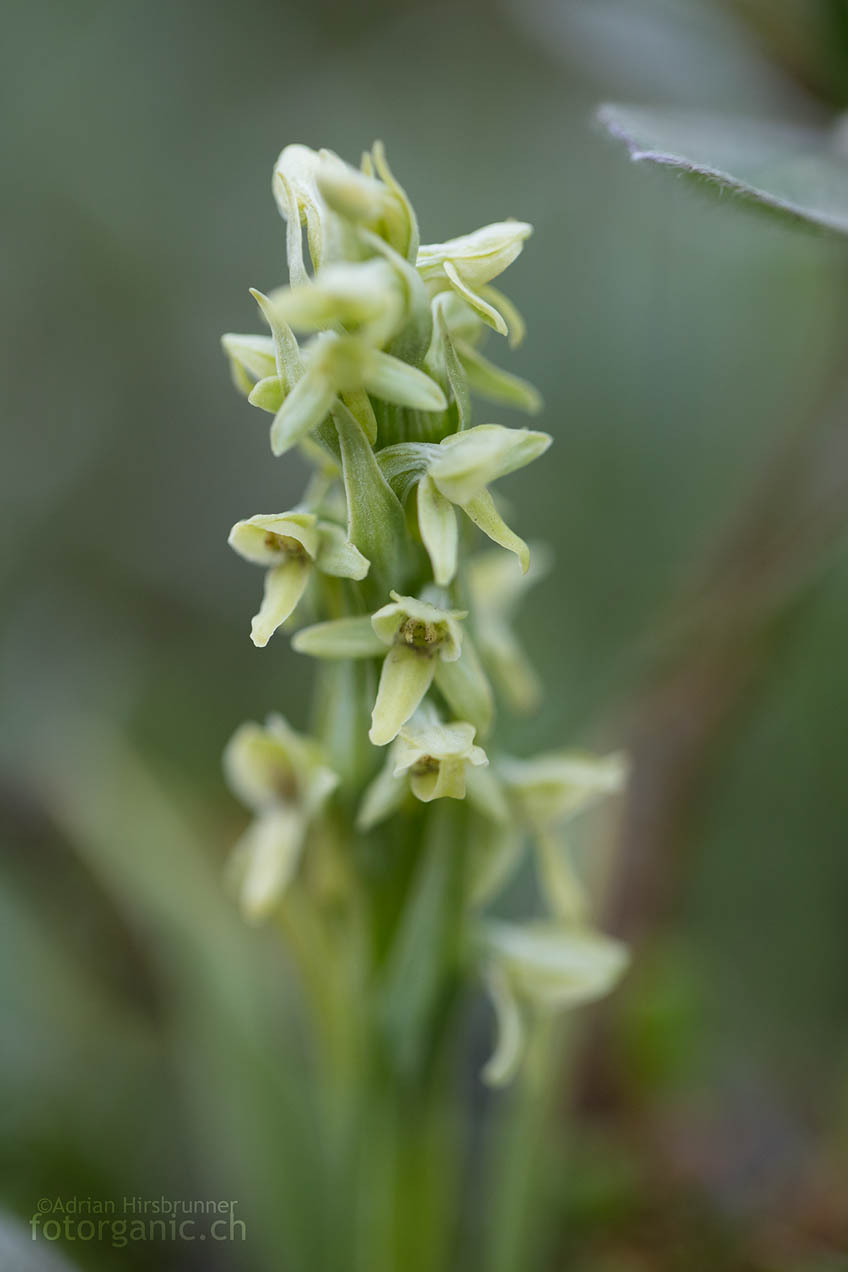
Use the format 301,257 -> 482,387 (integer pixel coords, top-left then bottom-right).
3,0 -> 848,1267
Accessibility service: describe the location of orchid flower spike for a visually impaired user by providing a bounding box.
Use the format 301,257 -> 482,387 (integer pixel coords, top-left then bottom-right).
219,137 -> 630,1092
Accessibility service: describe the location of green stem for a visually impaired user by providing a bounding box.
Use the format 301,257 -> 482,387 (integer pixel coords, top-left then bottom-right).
485,1016 -> 559,1272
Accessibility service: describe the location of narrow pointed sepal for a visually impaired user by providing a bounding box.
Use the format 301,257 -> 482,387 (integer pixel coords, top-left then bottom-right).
456,340 -> 542,413
270,365 -> 337,457
461,488 -> 531,572
362,350 -> 447,412
417,475 -> 458,587
433,636 -> 494,737
249,288 -> 304,391
292,616 -> 385,659
443,260 -> 509,337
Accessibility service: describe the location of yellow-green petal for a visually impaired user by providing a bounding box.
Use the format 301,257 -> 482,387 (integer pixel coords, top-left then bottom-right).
417,475 -> 458,587
235,806 -> 307,922
461,488 -> 530,572
443,260 -> 508,337
251,558 -> 312,648
433,635 -> 494,737
270,365 -> 337,457
369,644 -> 436,746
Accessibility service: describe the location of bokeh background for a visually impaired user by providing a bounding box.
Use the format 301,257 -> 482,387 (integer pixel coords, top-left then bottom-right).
3,0 -> 848,1267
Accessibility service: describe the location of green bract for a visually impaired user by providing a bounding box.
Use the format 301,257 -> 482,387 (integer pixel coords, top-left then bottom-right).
220,140 -> 628,1084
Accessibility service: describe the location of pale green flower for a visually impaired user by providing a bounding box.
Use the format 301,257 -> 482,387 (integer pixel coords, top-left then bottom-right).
228,511 -> 369,648
357,717 -> 494,829
317,140 -> 418,261
264,258 -> 406,348
379,424 -> 551,585
478,920 -> 629,1085
466,545 -> 552,713
219,137 -> 628,1091
417,221 -> 532,343
395,719 -> 488,801
500,751 -> 627,829
272,143 -> 354,280
269,330 -> 446,457
273,142 -> 419,280
369,593 -> 469,745
224,714 -> 339,921
291,591 -> 490,746
500,751 -> 628,923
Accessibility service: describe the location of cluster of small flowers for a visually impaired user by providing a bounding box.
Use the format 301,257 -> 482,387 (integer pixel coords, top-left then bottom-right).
221,143 -> 627,1083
